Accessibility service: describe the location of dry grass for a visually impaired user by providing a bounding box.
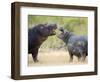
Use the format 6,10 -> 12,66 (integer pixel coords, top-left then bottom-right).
28,50 -> 88,66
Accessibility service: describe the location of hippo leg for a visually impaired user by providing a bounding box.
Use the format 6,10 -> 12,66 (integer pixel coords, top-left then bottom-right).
79,53 -> 86,62
86,52 -> 88,56
78,56 -> 81,62
69,53 -> 73,62
78,50 -> 85,62
81,54 -> 86,62
32,49 -> 39,62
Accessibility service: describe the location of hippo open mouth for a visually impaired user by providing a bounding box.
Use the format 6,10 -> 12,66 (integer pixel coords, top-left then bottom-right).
49,24 -> 57,35
51,28 -> 57,35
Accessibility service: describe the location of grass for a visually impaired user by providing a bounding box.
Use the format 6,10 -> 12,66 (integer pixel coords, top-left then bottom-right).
28,50 -> 88,66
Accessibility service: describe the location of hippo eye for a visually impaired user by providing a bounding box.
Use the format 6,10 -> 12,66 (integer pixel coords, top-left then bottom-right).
47,26 -> 52,30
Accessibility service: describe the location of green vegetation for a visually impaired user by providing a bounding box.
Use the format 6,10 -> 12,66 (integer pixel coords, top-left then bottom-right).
28,15 -> 88,50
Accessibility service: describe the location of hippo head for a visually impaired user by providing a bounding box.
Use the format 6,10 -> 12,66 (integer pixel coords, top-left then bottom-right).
57,28 -> 73,42
37,23 -> 57,37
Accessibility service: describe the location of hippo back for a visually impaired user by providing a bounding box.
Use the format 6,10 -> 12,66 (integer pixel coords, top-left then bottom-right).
67,35 -> 88,55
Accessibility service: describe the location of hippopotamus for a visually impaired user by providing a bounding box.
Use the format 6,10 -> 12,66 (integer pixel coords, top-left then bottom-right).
28,23 -> 57,62
58,28 -> 88,62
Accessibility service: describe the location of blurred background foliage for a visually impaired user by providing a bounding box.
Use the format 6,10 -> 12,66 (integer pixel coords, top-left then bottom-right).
28,15 -> 88,50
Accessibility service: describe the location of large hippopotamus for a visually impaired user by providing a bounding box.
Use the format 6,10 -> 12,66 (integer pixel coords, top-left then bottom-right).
28,23 -> 57,62
58,28 -> 88,62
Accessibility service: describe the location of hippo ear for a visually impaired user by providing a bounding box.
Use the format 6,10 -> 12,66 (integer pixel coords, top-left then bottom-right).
44,23 -> 48,25
37,26 -> 44,35
43,23 -> 48,27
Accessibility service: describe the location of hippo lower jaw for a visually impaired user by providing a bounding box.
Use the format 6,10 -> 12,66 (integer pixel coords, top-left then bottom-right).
51,31 -> 56,35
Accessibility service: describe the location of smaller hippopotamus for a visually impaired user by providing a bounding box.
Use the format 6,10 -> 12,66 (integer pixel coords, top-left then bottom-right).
28,23 -> 57,62
58,28 -> 88,62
